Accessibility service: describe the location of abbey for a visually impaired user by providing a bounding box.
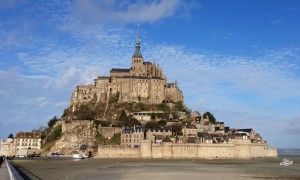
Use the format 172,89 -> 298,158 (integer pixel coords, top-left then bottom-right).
70,32 -> 184,110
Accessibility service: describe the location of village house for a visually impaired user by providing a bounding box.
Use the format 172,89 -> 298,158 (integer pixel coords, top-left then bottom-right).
15,132 -> 42,150
146,127 -> 172,142
197,132 -> 213,144
182,125 -> 198,136
121,126 -> 144,148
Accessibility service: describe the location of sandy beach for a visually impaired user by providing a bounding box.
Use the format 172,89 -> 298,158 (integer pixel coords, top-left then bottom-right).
11,157 -> 300,180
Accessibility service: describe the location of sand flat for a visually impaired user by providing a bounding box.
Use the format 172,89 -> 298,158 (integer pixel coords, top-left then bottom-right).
12,157 -> 300,180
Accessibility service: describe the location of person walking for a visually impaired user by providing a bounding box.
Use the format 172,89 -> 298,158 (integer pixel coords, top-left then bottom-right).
0,156 -> 3,167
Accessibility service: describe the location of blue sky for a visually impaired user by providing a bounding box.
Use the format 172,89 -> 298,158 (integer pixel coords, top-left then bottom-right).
0,0 -> 300,148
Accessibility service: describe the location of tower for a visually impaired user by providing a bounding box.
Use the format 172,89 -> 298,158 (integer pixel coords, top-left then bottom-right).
131,25 -> 144,76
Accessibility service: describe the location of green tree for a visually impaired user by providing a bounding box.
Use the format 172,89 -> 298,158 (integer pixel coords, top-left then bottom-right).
202,111 -> 216,124
48,116 -> 58,128
175,101 -> 185,111
146,120 -> 158,129
127,117 -> 141,127
52,126 -> 62,141
157,120 -> 167,127
119,110 -> 128,126
170,123 -> 182,135
61,108 -> 69,118
110,133 -> 121,145
109,92 -> 120,104
151,112 -> 156,120
158,103 -> 169,111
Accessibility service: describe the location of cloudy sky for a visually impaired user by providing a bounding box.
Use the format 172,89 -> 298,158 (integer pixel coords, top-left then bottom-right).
0,0 -> 299,148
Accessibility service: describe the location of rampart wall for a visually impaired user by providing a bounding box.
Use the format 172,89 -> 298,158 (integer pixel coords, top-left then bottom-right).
96,145 -> 140,158
98,127 -> 123,139
95,140 -> 277,159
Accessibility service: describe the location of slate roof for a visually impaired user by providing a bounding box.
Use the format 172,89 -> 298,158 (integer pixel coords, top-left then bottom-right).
121,76 -> 163,80
110,68 -> 131,72
8,133 -> 13,138
148,127 -> 172,132
162,136 -> 173,143
224,127 -> 230,132
123,126 -> 144,133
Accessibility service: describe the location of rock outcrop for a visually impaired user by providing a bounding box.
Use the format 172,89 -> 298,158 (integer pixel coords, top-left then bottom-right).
49,120 -> 98,154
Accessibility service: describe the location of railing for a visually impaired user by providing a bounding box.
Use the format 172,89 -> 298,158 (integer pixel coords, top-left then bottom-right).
5,160 -> 24,180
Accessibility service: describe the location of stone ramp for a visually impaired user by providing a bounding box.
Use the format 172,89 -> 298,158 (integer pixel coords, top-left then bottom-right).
0,160 -> 11,180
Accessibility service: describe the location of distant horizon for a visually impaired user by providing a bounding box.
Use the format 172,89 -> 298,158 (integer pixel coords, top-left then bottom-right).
0,0 -> 299,148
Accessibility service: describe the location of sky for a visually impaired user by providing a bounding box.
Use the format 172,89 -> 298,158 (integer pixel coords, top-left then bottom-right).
0,0 -> 299,148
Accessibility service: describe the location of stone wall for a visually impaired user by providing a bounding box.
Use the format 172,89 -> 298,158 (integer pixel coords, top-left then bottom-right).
95,140 -> 277,159
96,145 -> 140,158
98,127 -> 123,139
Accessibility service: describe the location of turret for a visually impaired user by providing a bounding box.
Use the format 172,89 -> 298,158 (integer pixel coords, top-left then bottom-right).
7,133 -> 14,143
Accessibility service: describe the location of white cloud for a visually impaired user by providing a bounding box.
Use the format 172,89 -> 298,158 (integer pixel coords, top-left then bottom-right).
71,0 -> 195,25
0,1 -> 299,147
73,0 -> 180,24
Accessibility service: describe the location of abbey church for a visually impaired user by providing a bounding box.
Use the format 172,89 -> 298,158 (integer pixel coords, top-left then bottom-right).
70,32 -> 184,110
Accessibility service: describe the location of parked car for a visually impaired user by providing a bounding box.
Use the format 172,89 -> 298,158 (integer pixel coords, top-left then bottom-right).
51,152 -> 59,156
28,154 -> 40,157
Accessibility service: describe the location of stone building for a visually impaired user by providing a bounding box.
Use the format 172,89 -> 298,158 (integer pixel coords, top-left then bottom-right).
121,126 -> 144,148
0,134 -> 17,156
70,32 -> 184,111
15,132 -> 42,150
182,125 -> 198,136
146,127 -> 172,142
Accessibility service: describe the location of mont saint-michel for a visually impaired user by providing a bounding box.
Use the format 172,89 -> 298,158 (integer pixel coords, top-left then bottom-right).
70,31 -> 184,110
0,33 -> 277,160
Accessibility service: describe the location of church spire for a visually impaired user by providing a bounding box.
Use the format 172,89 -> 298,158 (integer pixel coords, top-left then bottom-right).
133,24 -> 143,58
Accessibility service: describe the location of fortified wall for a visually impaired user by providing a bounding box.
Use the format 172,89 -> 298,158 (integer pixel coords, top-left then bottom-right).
95,139 -> 277,159
98,127 -> 123,139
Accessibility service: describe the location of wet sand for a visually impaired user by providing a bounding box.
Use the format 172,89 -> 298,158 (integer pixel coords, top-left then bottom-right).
12,157 -> 300,180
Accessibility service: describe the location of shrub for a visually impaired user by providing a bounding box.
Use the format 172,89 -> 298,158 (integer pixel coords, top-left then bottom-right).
48,116 -> 58,128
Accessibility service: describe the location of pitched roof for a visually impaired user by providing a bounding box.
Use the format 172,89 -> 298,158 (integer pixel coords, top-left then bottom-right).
148,127 -> 172,132
121,76 -> 163,80
122,126 -> 144,133
110,68 -> 131,72
162,136 -> 173,143
8,133 -> 13,139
